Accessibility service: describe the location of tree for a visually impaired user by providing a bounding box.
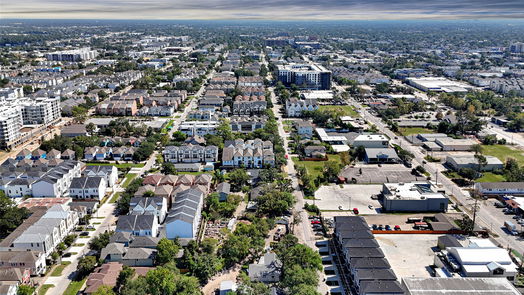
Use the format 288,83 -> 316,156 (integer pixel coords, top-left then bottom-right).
339,151 -> 351,166
92,285 -> 116,295
289,284 -> 322,295
156,238 -> 179,265
146,267 -> 176,295
64,234 -> 77,247
282,265 -> 318,288
191,253 -> 223,283
17,285 -> 35,295
120,276 -> 149,295
116,266 -> 135,293
256,190 -> 295,217
220,234 -> 251,267
89,231 -> 113,254
0,191 -> 30,239
161,162 -> 177,175
171,131 -> 187,142
77,256 -> 97,278
458,168 -> 478,182
322,161 -> 342,182
228,169 -> 249,191
235,272 -> 271,295
280,244 -> 322,271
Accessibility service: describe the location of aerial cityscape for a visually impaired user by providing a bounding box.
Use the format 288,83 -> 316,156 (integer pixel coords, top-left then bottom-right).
0,8 -> 524,295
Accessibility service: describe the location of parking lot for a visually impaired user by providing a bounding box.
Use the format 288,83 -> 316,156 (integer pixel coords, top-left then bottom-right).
376,234 -> 441,278
314,184 -> 382,213
339,164 -> 426,184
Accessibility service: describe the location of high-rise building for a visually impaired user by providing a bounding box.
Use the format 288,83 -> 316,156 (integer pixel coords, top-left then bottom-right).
509,42 -> 524,53
20,97 -> 61,125
0,106 -> 23,149
277,64 -> 332,90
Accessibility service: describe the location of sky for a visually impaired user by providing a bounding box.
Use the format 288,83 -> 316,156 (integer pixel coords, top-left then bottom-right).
3,0 -> 524,20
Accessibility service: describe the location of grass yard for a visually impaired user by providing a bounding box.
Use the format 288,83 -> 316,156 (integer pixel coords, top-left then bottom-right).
50,261 -> 71,276
63,277 -> 87,295
319,105 -> 360,118
292,154 -> 341,179
482,144 -> 524,166
38,284 -> 54,295
86,163 -> 144,169
476,172 -> 506,182
398,127 -> 434,136
122,173 -> 138,188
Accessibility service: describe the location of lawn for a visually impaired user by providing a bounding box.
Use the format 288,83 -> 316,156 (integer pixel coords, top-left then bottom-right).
482,144 -> 524,166
292,154 -> 341,179
50,261 -> 71,276
476,172 -> 506,182
121,173 -> 138,188
398,127 -> 434,136
63,278 -> 87,295
86,163 -> 145,169
319,105 -> 360,117
38,284 -> 54,295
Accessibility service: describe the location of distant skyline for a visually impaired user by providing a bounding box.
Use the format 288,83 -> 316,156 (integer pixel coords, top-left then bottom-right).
3,0 -> 524,20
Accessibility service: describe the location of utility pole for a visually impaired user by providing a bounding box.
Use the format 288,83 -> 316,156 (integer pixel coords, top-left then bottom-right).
471,197 -> 479,236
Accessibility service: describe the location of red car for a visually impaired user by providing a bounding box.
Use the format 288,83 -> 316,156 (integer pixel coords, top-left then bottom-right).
353,208 -> 359,215
285,154 -> 289,159
311,220 -> 321,224
394,225 -> 401,231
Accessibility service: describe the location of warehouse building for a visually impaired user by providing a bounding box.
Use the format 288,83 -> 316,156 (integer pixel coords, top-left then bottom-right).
381,182 -> 448,212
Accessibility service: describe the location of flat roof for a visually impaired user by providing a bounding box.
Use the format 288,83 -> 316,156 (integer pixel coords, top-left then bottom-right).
316,128 -> 347,142
402,277 -> 521,295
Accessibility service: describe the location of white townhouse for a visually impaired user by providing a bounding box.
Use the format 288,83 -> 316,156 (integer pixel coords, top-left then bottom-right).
285,98 -> 318,117
82,165 -> 118,187
163,144 -> 218,163
69,176 -> 107,200
165,189 -> 203,240
129,197 -> 168,223
222,139 -> 275,169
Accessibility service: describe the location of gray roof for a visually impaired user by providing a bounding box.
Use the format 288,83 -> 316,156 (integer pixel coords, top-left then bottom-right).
129,236 -> 160,248
360,281 -> 404,294
365,148 -> 399,159
402,277 -> 520,295
109,232 -> 133,244
123,248 -> 156,260
116,215 -> 156,232
216,182 -> 231,194
70,176 -> 104,189
477,182 -> 524,190
355,269 -> 397,281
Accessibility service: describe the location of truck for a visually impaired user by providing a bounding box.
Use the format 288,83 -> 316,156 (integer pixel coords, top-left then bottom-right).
504,221 -> 518,235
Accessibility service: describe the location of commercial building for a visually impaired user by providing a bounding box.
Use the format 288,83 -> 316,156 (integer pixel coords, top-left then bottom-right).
277,64 -> 332,90
473,182 -> 524,196
435,138 -> 476,151
45,48 -> 98,62
364,148 -> 399,164
407,77 -> 473,93
381,182 -> 449,212
445,155 -> 503,171
353,134 -> 389,149
402,277 -> 520,295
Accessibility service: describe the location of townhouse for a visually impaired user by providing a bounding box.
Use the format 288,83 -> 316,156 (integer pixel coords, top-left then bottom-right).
222,138 -> 275,168
69,177 -> 107,200
163,144 -> 219,163
82,165 -> 118,187
285,98 -> 318,117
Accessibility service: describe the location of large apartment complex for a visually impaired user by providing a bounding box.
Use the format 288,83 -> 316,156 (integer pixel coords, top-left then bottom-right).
277,64 -> 332,90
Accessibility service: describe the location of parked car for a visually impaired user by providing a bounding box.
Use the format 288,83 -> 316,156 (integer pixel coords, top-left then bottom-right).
372,224 -> 378,230
311,220 -> 321,224
495,202 -> 506,208
394,225 -> 401,231
353,208 -> 359,214
385,225 -> 391,231
368,205 -> 374,210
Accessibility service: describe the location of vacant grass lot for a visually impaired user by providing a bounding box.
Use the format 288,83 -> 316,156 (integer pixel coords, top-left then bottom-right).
482,144 -> 524,166
477,172 -> 506,182
292,154 -> 341,179
86,163 -> 145,169
319,105 -> 360,117
398,127 -> 434,136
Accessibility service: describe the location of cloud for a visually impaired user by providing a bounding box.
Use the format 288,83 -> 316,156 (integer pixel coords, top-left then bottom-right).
3,0 -> 524,19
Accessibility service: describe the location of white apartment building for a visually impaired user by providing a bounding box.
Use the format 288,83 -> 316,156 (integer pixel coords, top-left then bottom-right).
19,97 -> 61,125
0,107 -> 23,149
45,47 -> 98,62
